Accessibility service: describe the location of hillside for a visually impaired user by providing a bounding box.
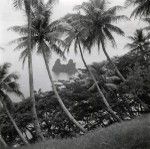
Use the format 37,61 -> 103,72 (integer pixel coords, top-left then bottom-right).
10,114 -> 150,149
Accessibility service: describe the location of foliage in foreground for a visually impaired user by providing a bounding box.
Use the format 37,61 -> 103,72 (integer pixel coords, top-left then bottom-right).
5,114 -> 150,149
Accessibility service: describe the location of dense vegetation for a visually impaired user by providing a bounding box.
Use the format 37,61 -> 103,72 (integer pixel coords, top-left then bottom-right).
1,0 -> 150,148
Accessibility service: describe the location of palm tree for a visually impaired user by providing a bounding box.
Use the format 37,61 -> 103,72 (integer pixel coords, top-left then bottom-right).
62,13 -> 121,122
9,1 -> 86,132
12,0 -> 44,140
125,29 -> 150,63
75,0 -> 127,82
125,0 -> 150,18
0,63 -> 28,145
88,62 -> 121,93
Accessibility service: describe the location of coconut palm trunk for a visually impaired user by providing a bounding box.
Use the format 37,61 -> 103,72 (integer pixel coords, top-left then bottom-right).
25,0 -> 44,141
78,41 -> 121,122
42,50 -> 86,133
101,42 -> 126,82
1,99 -> 28,145
0,133 -> 8,148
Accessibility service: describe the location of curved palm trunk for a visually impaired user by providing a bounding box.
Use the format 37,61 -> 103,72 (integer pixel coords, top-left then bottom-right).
1,100 -> 28,145
42,50 -> 86,133
25,0 -> 44,141
101,43 -> 126,82
0,133 -> 8,148
78,41 -> 121,122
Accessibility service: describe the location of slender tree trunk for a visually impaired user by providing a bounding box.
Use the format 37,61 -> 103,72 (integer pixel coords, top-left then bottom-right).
1,100 -> 28,145
78,41 -> 121,122
101,43 -> 126,82
0,133 -> 8,148
26,0 -> 44,141
42,50 -> 86,133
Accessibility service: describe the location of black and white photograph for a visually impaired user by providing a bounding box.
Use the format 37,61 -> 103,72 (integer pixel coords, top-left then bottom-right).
0,0 -> 150,148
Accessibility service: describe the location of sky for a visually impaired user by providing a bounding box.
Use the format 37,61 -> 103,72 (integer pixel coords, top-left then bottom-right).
0,0 -> 146,100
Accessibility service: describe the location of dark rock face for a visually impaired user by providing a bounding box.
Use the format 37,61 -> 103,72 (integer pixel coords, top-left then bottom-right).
52,59 -> 77,74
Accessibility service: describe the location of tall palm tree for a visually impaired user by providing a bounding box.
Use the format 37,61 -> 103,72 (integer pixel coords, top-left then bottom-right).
62,13 -> 121,122
12,0 -> 44,140
9,1 -> 86,132
125,29 -> 150,62
0,63 -> 28,145
75,0 -> 127,82
125,0 -> 150,18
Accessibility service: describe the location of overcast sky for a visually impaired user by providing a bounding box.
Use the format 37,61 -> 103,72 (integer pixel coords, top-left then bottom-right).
0,0 -> 146,100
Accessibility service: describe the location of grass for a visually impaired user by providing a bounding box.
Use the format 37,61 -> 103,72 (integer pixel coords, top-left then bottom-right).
7,114 -> 150,149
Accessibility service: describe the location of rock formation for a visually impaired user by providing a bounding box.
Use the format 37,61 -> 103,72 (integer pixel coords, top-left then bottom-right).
52,59 -> 77,74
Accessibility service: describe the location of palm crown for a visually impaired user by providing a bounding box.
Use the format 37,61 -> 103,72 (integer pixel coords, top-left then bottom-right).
74,0 -> 127,51
62,13 -> 88,54
0,63 -> 22,97
89,62 -> 120,91
125,29 -> 150,57
9,2 -> 65,65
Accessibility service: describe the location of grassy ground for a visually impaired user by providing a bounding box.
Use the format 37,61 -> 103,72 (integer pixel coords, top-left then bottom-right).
6,114 -> 150,149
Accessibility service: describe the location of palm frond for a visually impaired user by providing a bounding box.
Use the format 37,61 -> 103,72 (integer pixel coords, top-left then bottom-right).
0,63 -> 11,81
103,27 -> 116,48
106,24 -> 125,36
110,15 -> 130,23
51,44 -> 66,60
124,43 -> 138,50
0,63 -> 22,98
8,37 -> 27,46
8,26 -> 28,35
6,82 -> 23,97
19,48 -> 29,66
13,41 -> 28,51
105,5 -> 124,15
1,73 -> 19,85
128,36 -> 136,42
